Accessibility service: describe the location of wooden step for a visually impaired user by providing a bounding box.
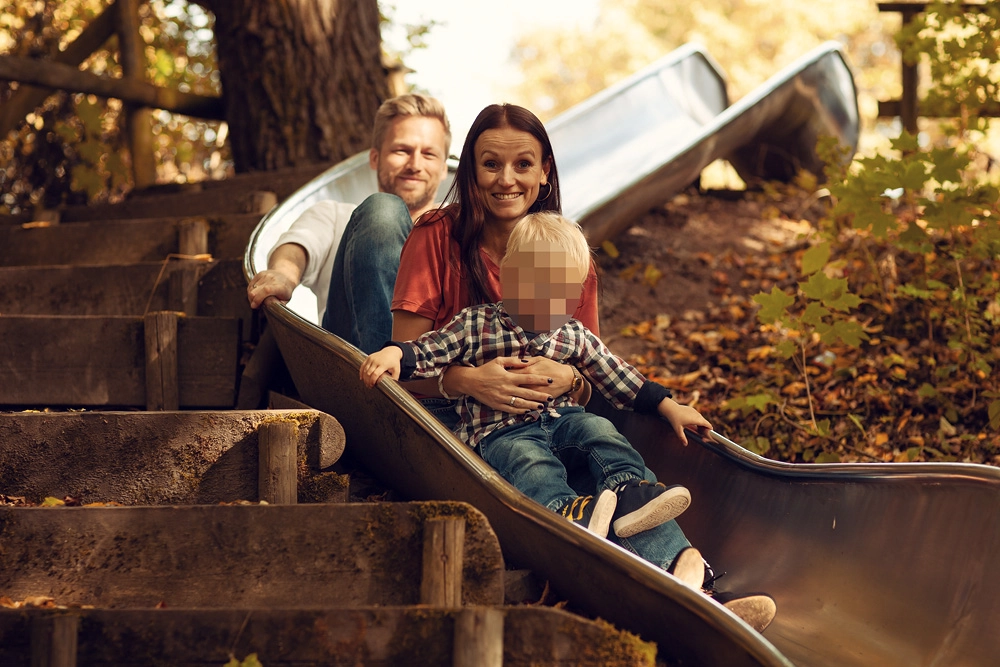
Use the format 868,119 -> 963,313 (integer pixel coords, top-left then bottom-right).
0,314 -> 238,408
0,410 -> 345,505
0,503 -> 504,608
133,161 -> 332,199
0,214 -> 260,266
0,260 -> 253,340
54,188 -> 280,221
0,606 -> 656,667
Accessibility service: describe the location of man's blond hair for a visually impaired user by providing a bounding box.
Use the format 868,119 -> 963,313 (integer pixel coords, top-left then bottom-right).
502,212 -> 592,283
371,93 -> 451,153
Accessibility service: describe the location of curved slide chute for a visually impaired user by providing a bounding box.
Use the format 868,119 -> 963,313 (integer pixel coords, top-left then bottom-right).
245,43 -> 999,665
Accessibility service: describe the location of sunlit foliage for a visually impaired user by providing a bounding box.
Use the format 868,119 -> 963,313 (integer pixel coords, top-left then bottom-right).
0,0 -> 230,214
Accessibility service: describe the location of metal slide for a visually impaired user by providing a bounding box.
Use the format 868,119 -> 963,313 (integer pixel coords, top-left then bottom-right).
246,43 -> 998,665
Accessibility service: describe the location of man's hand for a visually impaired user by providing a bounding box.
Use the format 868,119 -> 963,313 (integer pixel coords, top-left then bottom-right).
657,397 -> 713,445
248,243 -> 308,309
247,269 -> 297,308
360,346 -> 404,388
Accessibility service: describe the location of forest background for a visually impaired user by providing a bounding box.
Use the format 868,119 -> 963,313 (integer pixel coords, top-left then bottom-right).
1,0 -> 997,465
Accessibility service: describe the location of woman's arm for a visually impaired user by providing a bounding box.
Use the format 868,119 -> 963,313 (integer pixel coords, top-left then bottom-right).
393,310 -> 555,413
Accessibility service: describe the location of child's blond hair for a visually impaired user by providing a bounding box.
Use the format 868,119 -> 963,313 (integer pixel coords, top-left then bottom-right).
501,212 -> 592,283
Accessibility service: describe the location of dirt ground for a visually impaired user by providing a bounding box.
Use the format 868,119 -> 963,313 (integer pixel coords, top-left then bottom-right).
596,186 -> 819,358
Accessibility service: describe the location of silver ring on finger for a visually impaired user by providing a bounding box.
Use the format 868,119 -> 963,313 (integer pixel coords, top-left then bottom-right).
509,396 -> 516,406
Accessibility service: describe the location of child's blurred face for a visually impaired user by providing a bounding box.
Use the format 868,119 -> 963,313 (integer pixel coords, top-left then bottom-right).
501,240 -> 584,332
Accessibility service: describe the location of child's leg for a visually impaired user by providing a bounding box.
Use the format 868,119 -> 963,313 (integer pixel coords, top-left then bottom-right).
548,409 -> 691,536
545,407 -> 647,490
477,419 -> 616,537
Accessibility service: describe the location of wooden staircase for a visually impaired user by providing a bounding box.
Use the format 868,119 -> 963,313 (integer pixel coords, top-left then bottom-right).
0,173 -> 655,666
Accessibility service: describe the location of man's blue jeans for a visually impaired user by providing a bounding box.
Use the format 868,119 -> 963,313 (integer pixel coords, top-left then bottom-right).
323,193 -> 411,354
477,406 -> 691,570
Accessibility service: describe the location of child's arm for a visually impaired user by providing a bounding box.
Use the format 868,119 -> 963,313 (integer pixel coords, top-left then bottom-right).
360,346 -> 404,388
657,397 -> 713,446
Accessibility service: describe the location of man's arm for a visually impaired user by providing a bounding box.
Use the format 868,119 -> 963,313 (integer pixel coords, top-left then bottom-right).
248,243 -> 308,308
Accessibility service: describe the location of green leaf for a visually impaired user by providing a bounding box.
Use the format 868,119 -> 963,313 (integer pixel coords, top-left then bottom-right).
834,320 -> 869,347
917,383 -> 939,398
753,286 -> 794,324
929,146 -> 966,184
801,241 -> 830,276
815,451 -> 841,463
75,97 -> 103,136
989,400 -> 1000,430
800,273 -> 860,311
800,301 -> 831,326
775,339 -> 797,359
77,139 -> 105,165
71,163 -> 105,200
745,393 -> 776,413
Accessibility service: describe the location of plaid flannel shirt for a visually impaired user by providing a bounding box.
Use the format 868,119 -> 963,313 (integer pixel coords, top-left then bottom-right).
393,302 -> 671,447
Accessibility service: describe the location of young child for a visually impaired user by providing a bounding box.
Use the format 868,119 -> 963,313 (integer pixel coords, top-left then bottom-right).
361,211 -> 710,542
361,211 -> 777,633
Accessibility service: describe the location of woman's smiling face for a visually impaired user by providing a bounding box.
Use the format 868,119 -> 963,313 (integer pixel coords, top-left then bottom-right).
474,126 -> 550,226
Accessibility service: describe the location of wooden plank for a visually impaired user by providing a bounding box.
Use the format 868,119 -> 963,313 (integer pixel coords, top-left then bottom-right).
30,615 -> 77,667
55,164 -> 330,221
0,503 -> 505,608
454,608 -> 504,667
0,606 -> 657,667
57,188 -> 276,221
0,214 -> 260,266
0,410 -> 345,505
0,315 -> 237,407
0,54 -> 225,121
421,517 -> 465,607
258,420 -> 298,504
0,260 -> 253,340
144,311 -> 179,410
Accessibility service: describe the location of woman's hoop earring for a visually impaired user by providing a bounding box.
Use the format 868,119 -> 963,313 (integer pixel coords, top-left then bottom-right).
536,182 -> 552,203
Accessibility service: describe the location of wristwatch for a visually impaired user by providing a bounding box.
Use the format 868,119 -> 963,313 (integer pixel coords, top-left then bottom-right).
570,366 -> 583,393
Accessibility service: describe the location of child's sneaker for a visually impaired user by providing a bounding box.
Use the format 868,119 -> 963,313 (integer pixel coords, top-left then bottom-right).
559,490 -> 617,538
666,546 -> 705,589
611,479 -> 691,538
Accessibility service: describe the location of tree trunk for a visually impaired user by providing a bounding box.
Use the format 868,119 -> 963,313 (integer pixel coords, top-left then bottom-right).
207,0 -> 387,172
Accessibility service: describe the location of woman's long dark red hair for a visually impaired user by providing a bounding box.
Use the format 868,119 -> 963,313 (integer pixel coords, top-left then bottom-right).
442,104 -> 562,306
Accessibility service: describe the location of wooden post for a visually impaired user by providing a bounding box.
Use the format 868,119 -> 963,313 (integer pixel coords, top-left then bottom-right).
258,420 -> 298,504
420,516 -> 465,607
900,7 -> 920,135
143,311 -> 179,411
177,218 -> 210,256
453,608 -> 503,667
244,191 -> 278,215
115,0 -> 156,190
168,265 -> 199,316
30,614 -> 78,667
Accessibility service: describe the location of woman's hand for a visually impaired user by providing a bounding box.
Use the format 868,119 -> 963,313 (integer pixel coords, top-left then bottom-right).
508,356 -> 575,397
447,357 -> 556,414
657,398 -> 713,445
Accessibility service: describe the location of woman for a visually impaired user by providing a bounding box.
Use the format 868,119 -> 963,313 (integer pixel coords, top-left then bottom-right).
390,103 -> 692,568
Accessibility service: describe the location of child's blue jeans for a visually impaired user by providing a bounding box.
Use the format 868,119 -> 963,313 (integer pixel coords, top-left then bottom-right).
477,406 -> 691,569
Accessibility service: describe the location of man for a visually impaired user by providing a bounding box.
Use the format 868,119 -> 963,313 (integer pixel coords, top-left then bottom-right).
247,93 -> 451,353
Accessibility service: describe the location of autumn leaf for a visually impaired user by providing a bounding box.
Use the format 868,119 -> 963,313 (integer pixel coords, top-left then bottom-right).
753,286 -> 794,324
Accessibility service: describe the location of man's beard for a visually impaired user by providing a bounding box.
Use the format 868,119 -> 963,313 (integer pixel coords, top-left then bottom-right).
380,173 -> 434,213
